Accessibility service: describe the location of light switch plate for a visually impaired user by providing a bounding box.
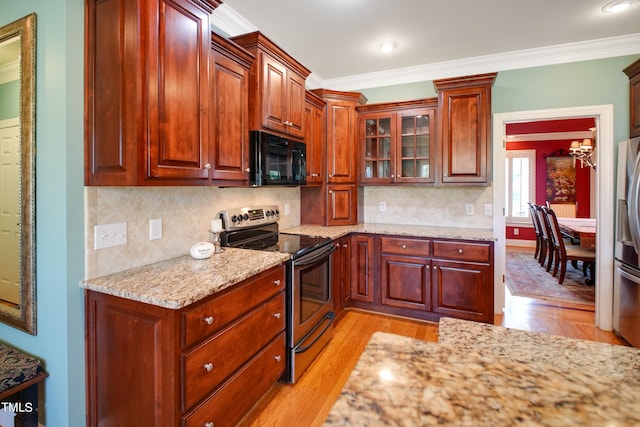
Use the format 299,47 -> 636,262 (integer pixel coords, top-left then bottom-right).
465,204 -> 474,215
95,222 -> 127,249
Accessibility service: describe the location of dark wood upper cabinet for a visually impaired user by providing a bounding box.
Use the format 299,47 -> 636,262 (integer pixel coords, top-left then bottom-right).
624,58 -> 640,138
358,99 -> 438,185
231,31 -> 310,140
209,32 -> 254,184
85,0 -> 221,186
434,73 -> 496,186
304,91 -> 326,185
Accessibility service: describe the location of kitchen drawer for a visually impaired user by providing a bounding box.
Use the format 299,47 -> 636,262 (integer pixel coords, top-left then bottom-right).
182,265 -> 285,348
433,241 -> 491,263
183,332 -> 286,427
380,236 -> 431,257
182,291 -> 285,411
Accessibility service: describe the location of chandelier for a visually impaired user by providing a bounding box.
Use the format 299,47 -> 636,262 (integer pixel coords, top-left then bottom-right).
569,127 -> 596,170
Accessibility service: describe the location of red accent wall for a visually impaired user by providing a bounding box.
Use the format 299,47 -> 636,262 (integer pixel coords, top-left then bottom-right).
505,118 -> 595,241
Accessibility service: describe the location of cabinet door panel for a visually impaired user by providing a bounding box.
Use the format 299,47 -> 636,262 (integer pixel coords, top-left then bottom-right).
210,53 -> 250,181
380,255 -> 430,311
147,0 -> 209,179
261,54 -> 287,133
432,260 -> 492,322
327,103 -> 357,183
350,235 -> 374,303
287,72 -> 306,138
328,185 -> 357,225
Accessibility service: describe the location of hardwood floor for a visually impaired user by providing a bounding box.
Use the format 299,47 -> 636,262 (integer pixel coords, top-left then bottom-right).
239,290 -> 628,427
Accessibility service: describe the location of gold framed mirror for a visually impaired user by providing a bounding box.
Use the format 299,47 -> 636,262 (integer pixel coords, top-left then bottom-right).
0,13 -> 36,335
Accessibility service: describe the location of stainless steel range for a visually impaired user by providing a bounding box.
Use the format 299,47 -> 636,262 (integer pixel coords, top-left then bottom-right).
218,205 -> 336,383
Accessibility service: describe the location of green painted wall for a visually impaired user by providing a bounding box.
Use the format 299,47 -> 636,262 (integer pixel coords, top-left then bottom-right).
0,80 -> 19,120
0,1 -> 85,426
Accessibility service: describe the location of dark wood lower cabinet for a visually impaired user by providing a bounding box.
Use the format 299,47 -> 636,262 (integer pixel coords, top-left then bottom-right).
349,234 -> 375,305
342,234 -> 494,324
85,265 -> 286,427
431,259 -> 493,323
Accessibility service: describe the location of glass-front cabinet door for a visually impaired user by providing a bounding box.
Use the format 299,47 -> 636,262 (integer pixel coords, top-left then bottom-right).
363,113 -> 395,183
360,104 -> 436,185
396,108 -> 435,183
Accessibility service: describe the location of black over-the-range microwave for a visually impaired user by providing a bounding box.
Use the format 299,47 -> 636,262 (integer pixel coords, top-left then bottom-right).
250,131 -> 307,186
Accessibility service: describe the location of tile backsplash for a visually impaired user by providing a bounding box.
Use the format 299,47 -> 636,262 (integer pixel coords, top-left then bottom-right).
84,186 -> 301,278
84,185 -> 492,278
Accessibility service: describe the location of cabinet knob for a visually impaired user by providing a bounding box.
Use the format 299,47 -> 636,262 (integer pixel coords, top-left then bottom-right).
245,167 -> 251,172
203,316 -> 214,325
203,363 -> 214,372
427,265 -> 430,269
273,279 -> 281,286
329,174 -> 333,178
391,174 -> 395,178
343,244 -> 348,248
433,266 -> 438,270
402,244 -> 406,249
204,163 -> 211,169
273,312 -> 282,319
274,355 -> 282,362
458,249 -> 463,254
328,190 -> 333,194
205,422 -> 214,427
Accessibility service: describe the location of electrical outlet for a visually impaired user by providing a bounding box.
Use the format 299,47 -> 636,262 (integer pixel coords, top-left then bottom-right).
484,204 -> 493,216
284,203 -> 290,216
149,218 -> 162,240
94,222 -> 127,249
379,201 -> 387,212
465,204 -> 474,215
513,228 -> 520,236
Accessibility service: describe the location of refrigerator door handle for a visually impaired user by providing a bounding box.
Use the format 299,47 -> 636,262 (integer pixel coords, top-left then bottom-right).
618,263 -> 640,285
627,152 -> 640,254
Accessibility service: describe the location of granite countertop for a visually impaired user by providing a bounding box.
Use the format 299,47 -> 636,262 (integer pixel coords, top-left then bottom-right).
326,324 -> 640,426
282,223 -> 496,241
80,248 -> 290,309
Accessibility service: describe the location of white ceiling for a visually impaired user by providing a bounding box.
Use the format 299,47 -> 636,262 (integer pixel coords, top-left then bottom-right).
215,0 -> 640,91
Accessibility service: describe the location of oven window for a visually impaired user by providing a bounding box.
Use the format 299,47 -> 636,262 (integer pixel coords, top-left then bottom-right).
299,257 -> 330,323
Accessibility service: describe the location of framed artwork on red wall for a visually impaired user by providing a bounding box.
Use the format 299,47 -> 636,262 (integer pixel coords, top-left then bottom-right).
546,156 -> 576,203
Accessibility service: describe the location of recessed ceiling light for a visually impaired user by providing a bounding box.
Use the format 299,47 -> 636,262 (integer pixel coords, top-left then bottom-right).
376,40 -> 398,54
602,0 -> 638,13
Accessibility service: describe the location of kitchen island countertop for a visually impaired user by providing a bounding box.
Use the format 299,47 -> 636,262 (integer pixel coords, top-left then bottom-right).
325,331 -> 640,426
282,223 -> 495,241
80,248 -> 290,309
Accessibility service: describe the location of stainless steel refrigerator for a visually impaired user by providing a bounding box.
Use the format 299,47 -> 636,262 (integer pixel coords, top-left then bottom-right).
614,136 -> 640,347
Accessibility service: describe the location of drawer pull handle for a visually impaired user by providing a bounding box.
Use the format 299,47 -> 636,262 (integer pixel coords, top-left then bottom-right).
203,163 -> 211,169
458,249 -> 463,254
273,312 -> 282,319
244,167 -> 250,172
205,422 -> 214,427
274,355 -> 282,362
203,316 -> 214,325
273,279 -> 282,286
343,244 -> 348,248
203,363 -> 214,372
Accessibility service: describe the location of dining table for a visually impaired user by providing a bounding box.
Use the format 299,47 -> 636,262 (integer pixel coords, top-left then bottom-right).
557,217 -> 596,249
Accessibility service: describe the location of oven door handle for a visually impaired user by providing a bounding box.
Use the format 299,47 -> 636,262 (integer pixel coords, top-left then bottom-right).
293,243 -> 336,267
295,311 -> 335,354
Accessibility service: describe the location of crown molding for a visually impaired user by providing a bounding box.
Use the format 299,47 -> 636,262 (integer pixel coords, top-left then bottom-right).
212,5 -> 640,91
322,33 -> 640,91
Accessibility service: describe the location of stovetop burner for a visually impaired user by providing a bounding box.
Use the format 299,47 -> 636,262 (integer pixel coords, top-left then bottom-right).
217,205 -> 333,260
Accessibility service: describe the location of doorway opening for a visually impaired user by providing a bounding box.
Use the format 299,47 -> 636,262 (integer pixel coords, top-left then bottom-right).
493,105 -> 615,330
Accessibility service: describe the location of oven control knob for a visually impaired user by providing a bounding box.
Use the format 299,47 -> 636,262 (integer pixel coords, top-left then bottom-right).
275,209 -> 280,215
266,210 -> 272,217
243,213 -> 249,221
231,215 -> 238,222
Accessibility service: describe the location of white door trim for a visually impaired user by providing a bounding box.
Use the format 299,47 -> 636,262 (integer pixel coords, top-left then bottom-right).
493,104 -> 615,330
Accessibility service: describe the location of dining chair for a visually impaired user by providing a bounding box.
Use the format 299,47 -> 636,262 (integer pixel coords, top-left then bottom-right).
527,202 -> 543,260
543,206 -> 595,285
534,204 -> 553,270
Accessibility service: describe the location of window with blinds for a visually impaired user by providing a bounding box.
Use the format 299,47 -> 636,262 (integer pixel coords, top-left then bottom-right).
505,149 -> 536,222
